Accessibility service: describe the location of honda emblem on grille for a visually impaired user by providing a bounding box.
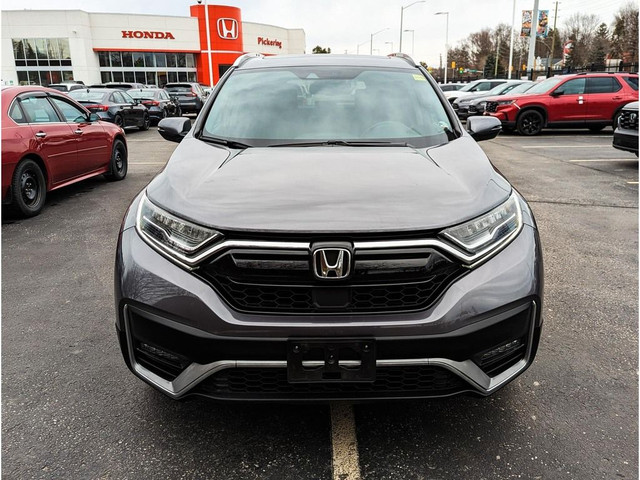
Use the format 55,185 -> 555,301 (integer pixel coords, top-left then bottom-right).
313,248 -> 351,280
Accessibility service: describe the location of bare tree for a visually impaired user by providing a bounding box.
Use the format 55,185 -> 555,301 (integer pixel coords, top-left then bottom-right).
562,13 -> 600,66
610,2 -> 639,63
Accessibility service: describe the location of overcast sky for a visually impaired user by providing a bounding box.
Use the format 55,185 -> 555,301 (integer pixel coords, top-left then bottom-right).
2,0 -> 632,66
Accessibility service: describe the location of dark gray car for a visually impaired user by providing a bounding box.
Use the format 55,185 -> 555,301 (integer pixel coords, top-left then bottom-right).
115,54 -> 543,402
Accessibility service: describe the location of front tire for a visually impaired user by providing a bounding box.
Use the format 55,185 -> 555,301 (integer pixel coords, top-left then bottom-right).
114,114 -> 124,128
104,139 -> 128,181
517,110 -> 544,136
11,159 -> 46,217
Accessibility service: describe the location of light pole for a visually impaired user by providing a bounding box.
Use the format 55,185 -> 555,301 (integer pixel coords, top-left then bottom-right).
203,0 -> 214,87
370,28 -> 389,55
403,29 -> 415,57
357,40 -> 369,55
400,1 -> 426,53
435,12 -> 449,83
385,41 -> 394,53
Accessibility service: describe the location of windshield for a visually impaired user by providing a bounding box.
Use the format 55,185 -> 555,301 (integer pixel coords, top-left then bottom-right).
508,82 -> 534,94
459,80 -> 482,92
48,85 -> 67,92
202,66 -> 453,148
129,89 -> 157,99
69,90 -> 106,102
525,76 -> 566,94
165,85 -> 193,93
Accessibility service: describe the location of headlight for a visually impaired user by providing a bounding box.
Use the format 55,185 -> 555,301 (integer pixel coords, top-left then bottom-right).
497,99 -> 516,105
440,192 -> 522,255
136,193 -> 222,262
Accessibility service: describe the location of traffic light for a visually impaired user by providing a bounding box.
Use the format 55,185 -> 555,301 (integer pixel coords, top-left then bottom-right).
451,61 -> 456,69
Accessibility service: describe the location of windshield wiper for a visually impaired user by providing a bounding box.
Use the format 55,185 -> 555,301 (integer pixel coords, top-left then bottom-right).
269,140 -> 415,148
200,136 -> 252,149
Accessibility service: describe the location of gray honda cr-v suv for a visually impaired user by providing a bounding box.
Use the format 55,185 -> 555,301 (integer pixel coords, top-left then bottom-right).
115,53 -> 543,401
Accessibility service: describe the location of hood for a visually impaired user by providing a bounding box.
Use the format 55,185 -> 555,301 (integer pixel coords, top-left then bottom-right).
146,136 -> 511,234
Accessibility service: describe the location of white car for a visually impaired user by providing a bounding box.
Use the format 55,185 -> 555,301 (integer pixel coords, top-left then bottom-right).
443,79 -> 508,103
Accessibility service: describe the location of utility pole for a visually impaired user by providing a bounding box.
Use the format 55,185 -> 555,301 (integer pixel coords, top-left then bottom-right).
494,35 -> 501,77
508,0 -> 516,79
526,0 -> 540,80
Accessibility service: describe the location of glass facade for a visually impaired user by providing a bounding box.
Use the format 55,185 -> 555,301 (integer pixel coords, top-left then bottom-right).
12,38 -> 74,86
98,51 -> 197,87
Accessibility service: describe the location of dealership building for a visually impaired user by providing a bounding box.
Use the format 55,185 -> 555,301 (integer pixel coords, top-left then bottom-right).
1,5 -> 305,87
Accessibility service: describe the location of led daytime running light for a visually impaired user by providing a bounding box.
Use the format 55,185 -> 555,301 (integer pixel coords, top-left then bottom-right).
441,192 -> 522,254
137,194 -> 221,258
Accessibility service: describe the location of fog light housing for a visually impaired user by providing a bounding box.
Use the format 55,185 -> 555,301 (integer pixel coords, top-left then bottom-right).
478,339 -> 522,365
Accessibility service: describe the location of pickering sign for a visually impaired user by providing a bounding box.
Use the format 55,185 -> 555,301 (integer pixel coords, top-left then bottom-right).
257,37 -> 282,49
121,31 -> 176,40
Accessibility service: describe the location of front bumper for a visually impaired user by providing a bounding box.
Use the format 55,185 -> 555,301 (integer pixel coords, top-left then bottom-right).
613,127 -> 639,155
115,210 -> 544,401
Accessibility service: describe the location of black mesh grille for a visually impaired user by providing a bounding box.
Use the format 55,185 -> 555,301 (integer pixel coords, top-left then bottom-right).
196,365 -> 469,399
198,247 -> 466,315
620,109 -> 638,130
485,101 -> 498,113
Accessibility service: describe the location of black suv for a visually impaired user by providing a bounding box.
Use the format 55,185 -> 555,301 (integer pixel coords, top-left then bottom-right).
115,54 -> 543,402
164,82 -> 207,114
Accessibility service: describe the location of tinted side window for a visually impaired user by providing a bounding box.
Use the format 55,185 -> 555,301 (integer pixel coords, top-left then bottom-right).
50,97 -> 87,122
19,96 -> 61,123
558,78 -> 586,95
587,77 -> 621,94
475,82 -> 493,92
623,77 -> 638,91
9,101 -> 27,123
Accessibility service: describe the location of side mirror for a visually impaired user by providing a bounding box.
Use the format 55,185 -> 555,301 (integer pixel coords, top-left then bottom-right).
550,89 -> 564,97
466,116 -> 502,142
158,117 -> 191,143
88,113 -> 100,122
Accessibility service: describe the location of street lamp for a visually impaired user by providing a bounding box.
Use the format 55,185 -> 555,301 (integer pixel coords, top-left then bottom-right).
400,1 -> 426,53
403,29 -> 415,57
435,12 -> 449,84
385,41 -> 394,53
370,28 -> 389,55
202,0 -> 214,88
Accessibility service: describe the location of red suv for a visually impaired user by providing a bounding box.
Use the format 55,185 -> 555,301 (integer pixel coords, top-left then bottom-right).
484,72 -> 639,135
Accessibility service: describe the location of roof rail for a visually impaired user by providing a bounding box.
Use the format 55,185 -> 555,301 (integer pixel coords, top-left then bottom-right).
575,71 -> 628,75
232,53 -> 264,68
387,52 -> 416,67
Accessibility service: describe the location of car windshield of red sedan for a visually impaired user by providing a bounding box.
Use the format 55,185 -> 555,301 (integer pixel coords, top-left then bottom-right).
202,67 -> 453,148
69,90 -> 107,102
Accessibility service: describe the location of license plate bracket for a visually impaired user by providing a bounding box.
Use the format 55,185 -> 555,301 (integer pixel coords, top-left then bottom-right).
287,339 -> 376,383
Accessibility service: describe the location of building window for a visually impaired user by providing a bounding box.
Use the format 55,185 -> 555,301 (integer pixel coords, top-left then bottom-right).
97,51 -> 197,87
12,38 -> 73,85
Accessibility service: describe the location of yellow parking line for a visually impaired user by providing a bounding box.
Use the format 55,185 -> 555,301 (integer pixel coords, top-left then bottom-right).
627,181 -> 638,185
331,403 -> 361,480
521,145 -> 610,148
569,159 -> 638,162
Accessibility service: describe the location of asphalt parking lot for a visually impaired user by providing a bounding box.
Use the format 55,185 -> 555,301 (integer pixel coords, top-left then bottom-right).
2,125 -> 637,479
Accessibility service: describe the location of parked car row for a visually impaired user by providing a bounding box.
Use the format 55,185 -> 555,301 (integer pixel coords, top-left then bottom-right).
453,80 -> 533,120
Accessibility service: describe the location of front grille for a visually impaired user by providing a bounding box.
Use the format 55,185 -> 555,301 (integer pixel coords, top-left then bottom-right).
619,109 -> 639,130
198,247 -> 466,315
195,365 -> 469,399
485,101 -> 498,113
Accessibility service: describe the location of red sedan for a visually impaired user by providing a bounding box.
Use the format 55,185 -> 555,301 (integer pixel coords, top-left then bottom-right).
2,86 -> 128,217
